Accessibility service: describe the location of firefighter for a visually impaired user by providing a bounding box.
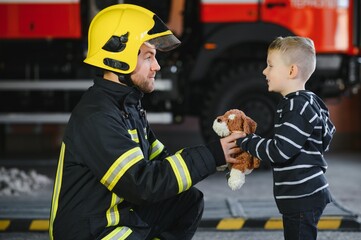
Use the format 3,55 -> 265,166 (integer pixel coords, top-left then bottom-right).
49,4 -> 243,240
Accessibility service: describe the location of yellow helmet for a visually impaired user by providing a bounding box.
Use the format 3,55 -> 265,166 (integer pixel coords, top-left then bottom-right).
84,4 -> 180,74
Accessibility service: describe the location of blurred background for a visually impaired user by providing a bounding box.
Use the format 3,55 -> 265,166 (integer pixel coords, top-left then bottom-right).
0,0 -> 360,238
0,0 -> 360,159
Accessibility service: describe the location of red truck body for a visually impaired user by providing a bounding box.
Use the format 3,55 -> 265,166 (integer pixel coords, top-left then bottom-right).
0,0 -> 360,142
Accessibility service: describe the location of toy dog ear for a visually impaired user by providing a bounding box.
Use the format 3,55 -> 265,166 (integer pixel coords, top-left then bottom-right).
249,117 -> 257,133
243,116 -> 257,134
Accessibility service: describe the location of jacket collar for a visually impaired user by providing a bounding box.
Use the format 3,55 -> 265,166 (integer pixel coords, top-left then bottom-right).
93,76 -> 144,106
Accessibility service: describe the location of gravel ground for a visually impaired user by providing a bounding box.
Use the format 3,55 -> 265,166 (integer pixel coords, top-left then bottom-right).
1,231 -> 361,240
193,230 -> 361,240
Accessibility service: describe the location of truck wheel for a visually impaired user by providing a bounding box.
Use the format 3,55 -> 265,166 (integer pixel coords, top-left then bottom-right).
200,65 -> 281,167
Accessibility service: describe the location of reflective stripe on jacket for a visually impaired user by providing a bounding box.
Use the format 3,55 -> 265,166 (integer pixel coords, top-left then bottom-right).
49,77 -> 217,239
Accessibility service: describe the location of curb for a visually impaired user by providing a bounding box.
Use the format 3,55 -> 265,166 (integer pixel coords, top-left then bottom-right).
199,216 -> 361,231
0,219 -> 49,232
1,216 -> 360,232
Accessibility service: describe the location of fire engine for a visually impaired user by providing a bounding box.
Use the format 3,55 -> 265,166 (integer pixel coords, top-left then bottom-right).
0,0 -> 360,142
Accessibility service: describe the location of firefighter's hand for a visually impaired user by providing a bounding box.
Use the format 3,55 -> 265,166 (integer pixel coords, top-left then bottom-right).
220,132 -> 246,164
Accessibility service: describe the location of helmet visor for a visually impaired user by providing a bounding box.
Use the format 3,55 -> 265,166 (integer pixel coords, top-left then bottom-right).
148,34 -> 181,52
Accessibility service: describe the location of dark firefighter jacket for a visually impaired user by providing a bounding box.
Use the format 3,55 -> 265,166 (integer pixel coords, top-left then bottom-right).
49,77 -> 225,240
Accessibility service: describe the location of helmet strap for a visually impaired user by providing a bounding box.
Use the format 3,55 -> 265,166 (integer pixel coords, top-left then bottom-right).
116,73 -> 134,87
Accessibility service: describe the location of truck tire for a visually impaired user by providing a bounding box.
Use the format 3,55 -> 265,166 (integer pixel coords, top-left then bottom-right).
200,64 -> 281,168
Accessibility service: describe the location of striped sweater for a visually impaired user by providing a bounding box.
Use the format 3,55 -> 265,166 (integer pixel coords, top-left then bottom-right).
237,90 -> 336,213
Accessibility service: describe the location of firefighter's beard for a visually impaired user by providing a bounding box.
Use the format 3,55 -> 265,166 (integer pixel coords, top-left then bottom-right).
131,75 -> 155,93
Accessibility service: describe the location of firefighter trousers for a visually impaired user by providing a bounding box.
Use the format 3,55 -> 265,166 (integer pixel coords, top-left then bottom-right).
130,187 -> 204,240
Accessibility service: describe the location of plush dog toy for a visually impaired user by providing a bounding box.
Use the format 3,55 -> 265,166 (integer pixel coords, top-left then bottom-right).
213,109 -> 261,190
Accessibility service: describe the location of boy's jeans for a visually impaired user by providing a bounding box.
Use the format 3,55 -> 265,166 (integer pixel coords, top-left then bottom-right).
282,206 -> 325,240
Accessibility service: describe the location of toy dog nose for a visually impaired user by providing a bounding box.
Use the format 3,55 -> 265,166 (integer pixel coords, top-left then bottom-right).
217,118 -> 222,123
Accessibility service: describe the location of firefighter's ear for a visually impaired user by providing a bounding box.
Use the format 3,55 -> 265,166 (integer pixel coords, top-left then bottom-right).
289,64 -> 298,79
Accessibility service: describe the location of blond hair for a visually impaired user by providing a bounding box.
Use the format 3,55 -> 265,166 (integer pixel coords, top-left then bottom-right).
268,36 -> 316,81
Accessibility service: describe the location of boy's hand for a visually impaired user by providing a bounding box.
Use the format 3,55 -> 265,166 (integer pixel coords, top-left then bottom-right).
220,132 -> 246,164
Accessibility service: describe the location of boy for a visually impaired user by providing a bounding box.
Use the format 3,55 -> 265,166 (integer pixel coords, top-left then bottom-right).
236,36 -> 336,240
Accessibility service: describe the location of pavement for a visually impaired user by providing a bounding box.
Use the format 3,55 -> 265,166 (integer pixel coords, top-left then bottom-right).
197,152 -> 361,231
0,153 -> 360,234
0,117 -> 361,237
